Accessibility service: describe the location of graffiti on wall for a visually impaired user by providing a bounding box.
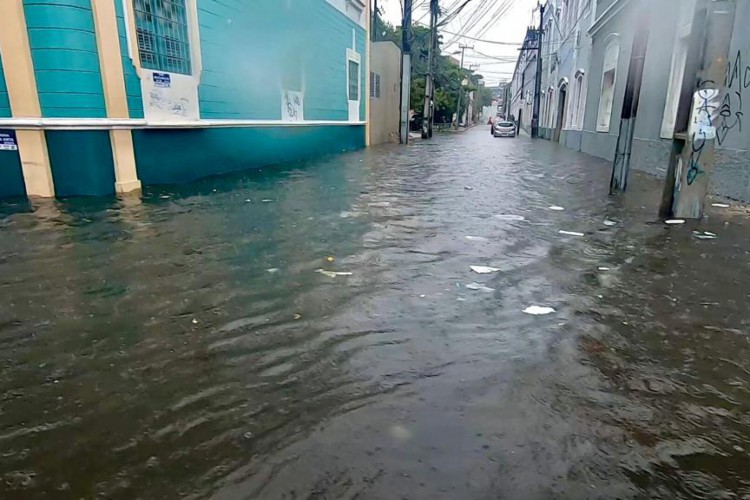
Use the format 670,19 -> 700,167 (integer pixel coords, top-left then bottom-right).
717,50 -> 749,145
281,90 -> 304,121
687,88 -> 719,185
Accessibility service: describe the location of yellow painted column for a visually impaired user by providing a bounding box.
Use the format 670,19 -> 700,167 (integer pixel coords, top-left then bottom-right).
91,0 -> 142,194
0,2 -> 55,197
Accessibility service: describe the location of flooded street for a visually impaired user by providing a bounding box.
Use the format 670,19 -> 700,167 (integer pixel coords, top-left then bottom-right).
2,128 -> 750,498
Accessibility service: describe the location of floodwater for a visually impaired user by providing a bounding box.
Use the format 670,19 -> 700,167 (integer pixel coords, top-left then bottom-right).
1,129 -> 750,499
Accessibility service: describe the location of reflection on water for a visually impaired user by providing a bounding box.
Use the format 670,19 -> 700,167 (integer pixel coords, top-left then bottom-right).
1,130 -> 750,498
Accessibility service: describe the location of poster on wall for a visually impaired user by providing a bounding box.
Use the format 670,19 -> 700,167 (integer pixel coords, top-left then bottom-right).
281,90 -> 304,122
141,69 -> 200,122
0,130 -> 18,151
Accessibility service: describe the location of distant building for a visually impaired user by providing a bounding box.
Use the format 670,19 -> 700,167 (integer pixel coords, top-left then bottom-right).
510,27 -> 540,134
0,0 -> 368,198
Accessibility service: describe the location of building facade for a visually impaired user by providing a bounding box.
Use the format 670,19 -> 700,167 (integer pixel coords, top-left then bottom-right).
551,0 -> 750,201
537,0 -> 594,149
510,28 -> 540,135
0,0 -> 369,199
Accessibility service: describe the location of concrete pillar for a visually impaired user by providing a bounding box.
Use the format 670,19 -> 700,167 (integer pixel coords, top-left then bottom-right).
91,0 -> 142,194
0,2 -> 55,197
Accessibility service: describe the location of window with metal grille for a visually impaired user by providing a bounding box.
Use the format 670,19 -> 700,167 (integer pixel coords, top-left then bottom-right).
348,60 -> 360,101
369,72 -> 381,98
133,0 -> 192,75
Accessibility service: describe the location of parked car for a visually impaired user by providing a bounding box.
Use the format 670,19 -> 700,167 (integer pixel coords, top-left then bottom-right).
493,121 -> 516,138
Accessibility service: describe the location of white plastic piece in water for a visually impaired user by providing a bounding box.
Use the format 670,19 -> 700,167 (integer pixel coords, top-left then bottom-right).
261,199 -> 274,203
494,214 -> 526,221
315,269 -> 354,278
558,230 -> 585,237
711,203 -> 730,208
267,268 -> 279,274
464,185 -> 475,191
470,265 -> 501,274
598,267 -> 611,271
549,205 -> 565,211
523,306 -> 556,315
465,282 -> 495,292
465,236 -> 489,242
665,219 -> 685,225
603,220 -> 617,226
693,231 -> 717,240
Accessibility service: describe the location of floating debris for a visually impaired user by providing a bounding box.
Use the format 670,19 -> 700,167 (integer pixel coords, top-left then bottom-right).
266,268 -> 279,274
558,230 -> 584,237
465,236 -> 489,242
326,256 -> 335,262
315,269 -> 353,278
549,206 -> 565,211
598,267 -> 611,271
191,318 -> 199,324
465,282 -> 495,292
470,265 -> 501,274
261,199 -> 274,203
464,185 -> 475,191
603,220 -> 617,227
523,306 -> 556,316
244,199 -> 252,203
711,203 -> 730,208
494,214 -> 526,221
293,313 -> 302,320
693,231 -> 717,240
665,219 -> 685,225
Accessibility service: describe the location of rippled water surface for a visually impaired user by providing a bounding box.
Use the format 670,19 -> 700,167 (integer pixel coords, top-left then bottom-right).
2,129 -> 750,498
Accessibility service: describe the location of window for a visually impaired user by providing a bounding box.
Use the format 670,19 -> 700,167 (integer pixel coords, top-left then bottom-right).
369,72 -> 381,98
348,60 -> 360,101
596,38 -> 619,132
660,0 -> 696,138
571,70 -> 585,129
133,0 -> 191,75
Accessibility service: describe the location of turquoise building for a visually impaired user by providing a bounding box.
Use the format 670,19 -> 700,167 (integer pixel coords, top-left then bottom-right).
0,0 -> 369,198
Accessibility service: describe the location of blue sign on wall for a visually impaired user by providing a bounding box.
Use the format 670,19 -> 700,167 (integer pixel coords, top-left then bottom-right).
153,72 -> 171,88
0,130 -> 18,151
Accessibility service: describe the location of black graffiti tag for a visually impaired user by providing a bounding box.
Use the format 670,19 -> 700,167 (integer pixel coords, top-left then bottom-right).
717,50 -> 749,145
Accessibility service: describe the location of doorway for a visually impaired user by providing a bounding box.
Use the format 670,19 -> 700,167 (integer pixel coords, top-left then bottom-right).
554,84 -> 567,143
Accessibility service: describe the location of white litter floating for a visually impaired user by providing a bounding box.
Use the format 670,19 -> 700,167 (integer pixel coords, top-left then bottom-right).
603,220 -> 617,227
465,282 -> 495,292
558,230 -> 585,237
267,268 -> 279,274
665,219 -> 685,225
465,236 -> 489,242
494,214 -> 526,221
549,206 -> 565,211
315,269 -> 354,278
261,199 -> 274,203
464,185 -> 475,191
693,231 -> 717,240
470,265 -> 501,274
523,306 -> 556,316
711,203 -> 730,208
598,267 -> 611,271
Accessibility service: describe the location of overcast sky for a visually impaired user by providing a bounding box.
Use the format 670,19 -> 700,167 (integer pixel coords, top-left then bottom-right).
378,0 -> 539,86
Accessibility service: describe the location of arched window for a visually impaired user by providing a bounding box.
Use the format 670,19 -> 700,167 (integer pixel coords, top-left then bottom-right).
596,36 -> 619,132
570,69 -> 585,129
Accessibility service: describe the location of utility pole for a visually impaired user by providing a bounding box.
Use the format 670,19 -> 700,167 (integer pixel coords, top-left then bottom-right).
531,2 -> 544,138
422,0 -> 439,139
659,0 -> 736,218
610,2 -> 650,193
454,44 -> 470,129
399,0 -> 413,144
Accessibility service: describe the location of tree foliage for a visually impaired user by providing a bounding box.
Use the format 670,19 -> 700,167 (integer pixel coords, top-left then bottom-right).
376,22 -> 489,125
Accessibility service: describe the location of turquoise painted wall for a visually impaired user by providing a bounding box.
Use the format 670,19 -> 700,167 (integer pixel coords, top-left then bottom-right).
133,125 -> 365,185
23,0 -> 106,118
113,0 -> 144,118
197,0 -> 366,121
0,53 -> 11,118
46,131 -> 115,196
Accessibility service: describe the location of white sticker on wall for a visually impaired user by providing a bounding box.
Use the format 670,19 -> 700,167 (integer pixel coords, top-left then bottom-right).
141,69 -> 199,122
689,88 -> 719,140
281,90 -> 304,121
